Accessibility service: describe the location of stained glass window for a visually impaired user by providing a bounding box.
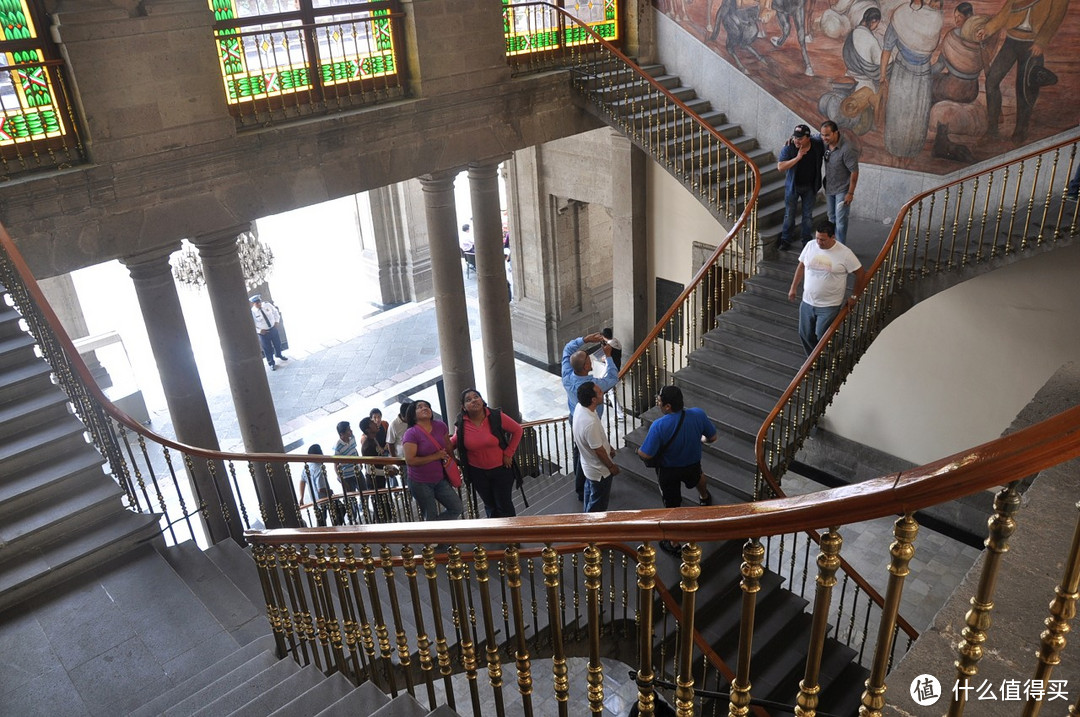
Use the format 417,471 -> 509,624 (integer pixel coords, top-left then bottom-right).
209,0 -> 400,114
503,0 -> 619,56
0,0 -> 75,151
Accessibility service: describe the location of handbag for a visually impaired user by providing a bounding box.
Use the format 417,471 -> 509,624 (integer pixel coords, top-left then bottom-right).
418,424 -> 462,488
641,411 -> 686,469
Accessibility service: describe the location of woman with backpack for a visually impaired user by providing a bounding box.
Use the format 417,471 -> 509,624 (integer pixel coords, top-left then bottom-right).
452,388 -> 523,518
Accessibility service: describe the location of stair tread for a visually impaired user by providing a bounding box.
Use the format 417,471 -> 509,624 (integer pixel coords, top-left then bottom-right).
0,358 -> 53,392
205,539 -> 266,609
314,680 -> 392,717
0,413 -> 88,462
370,693 -> 428,717
0,386 -> 69,435
161,650 -> 281,717
160,541 -> 264,640
0,449 -> 105,509
191,652 -> 301,717
0,476 -> 124,546
228,664 -> 328,717
268,671 -> 354,717
676,364 -> 780,416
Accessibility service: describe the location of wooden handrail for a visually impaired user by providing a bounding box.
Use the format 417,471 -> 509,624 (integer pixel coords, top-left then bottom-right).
248,402 -> 1080,547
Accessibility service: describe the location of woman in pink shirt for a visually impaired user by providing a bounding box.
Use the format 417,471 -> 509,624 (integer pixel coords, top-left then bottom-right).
452,388 -> 524,518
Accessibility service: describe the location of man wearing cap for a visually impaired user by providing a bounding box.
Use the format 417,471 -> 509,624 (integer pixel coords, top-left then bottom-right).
249,294 -> 288,371
788,220 -> 866,355
777,124 -> 825,251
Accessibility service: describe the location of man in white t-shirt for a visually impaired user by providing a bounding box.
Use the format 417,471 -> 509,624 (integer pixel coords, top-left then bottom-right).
571,381 -> 620,513
787,220 -> 866,355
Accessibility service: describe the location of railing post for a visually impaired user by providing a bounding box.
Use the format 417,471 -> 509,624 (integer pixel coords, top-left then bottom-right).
675,542 -> 702,717
585,544 -> 605,714
543,545 -> 570,717
947,482 -> 1021,716
729,537 -> 764,717
475,545 -> 507,717
505,544 -> 535,717
636,542 -> 658,717
447,545 -> 482,712
1022,500 -> 1080,717
423,544 -> 457,709
796,526 -> 843,717
860,514 -> 919,717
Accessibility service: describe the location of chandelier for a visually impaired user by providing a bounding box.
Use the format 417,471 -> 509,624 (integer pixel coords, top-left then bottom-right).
171,226 -> 274,291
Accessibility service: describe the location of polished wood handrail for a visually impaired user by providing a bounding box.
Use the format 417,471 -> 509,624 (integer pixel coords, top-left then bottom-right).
249,402 -> 1080,547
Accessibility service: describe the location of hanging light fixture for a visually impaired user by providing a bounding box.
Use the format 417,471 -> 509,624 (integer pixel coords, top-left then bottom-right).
171,225 -> 274,291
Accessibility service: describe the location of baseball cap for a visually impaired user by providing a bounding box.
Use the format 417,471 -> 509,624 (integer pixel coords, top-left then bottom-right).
793,124 -> 811,138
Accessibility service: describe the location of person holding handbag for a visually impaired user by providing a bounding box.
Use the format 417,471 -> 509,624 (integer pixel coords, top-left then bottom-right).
637,385 -> 718,555
452,388 -> 524,519
402,400 -> 464,522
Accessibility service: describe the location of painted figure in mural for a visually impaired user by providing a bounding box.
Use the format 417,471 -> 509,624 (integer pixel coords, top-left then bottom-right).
769,0 -> 817,76
981,0 -> 1069,143
819,0 -> 882,39
844,7 -> 884,91
708,0 -> 767,73
879,0 -> 946,158
931,2 -> 992,105
816,6 -> 881,136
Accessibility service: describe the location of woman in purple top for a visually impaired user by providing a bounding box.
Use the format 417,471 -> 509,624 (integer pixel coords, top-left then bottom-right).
401,400 -> 464,522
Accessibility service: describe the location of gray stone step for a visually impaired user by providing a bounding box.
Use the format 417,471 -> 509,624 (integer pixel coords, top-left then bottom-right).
0,449 -> 105,519
0,358 -> 54,405
160,648 -> 281,717
0,413 -> 91,476
0,384 -> 71,441
729,290 -> 800,327
687,345 -> 797,398
205,539 -> 266,610
190,656 -> 301,717
268,671 -> 355,717
227,663 -> 326,717
313,680 -> 391,717
370,693 -> 431,717
0,331 -> 37,371
715,308 -> 804,356
701,328 -> 807,375
160,540 -> 265,644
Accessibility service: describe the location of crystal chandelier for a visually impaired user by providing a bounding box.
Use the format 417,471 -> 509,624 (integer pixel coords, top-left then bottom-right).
171,226 -> 274,291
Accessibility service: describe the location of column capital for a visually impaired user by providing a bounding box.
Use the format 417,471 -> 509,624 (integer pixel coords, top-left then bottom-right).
418,170 -> 458,192
467,155 -> 511,176
120,241 -> 183,280
190,224 -> 253,258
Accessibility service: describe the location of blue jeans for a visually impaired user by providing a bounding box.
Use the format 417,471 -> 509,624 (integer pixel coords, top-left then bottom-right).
258,326 -> 284,365
799,301 -> 842,355
826,194 -> 850,244
782,186 -> 816,245
409,478 -> 463,521
583,473 -> 613,513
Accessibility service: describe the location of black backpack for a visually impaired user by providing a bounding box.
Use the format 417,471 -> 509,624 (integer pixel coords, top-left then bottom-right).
454,409 -> 526,500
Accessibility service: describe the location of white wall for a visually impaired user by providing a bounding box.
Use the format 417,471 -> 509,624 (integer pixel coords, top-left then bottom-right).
821,242 -> 1080,464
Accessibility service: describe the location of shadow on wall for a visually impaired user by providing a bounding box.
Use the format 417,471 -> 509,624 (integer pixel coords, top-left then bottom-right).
655,0 -> 1079,174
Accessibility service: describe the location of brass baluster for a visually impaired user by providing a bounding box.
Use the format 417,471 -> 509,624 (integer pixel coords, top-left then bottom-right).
423,544 -> 456,709
1022,500 -> 1080,717
474,545 -> 506,716
543,546 -> 570,716
584,544 -> 605,714
729,538 -> 765,716
327,545 -> 363,682
380,544 -> 415,695
361,542 -> 397,694
505,545 -> 535,717
448,545 -> 482,712
636,543 -> 658,717
1021,154 -> 1042,250
947,482 -> 1021,716
675,542 -> 702,717
403,545 -> 437,706
860,513 -> 919,716
796,527 -> 843,717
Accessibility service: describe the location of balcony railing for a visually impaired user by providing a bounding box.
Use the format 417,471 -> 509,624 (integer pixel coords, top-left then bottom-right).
210,0 -> 406,129
503,0 -> 620,73
0,55 -> 85,178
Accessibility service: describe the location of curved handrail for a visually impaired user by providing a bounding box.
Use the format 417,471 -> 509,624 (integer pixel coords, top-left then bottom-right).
249,400 -> 1080,545
755,133 -> 1080,497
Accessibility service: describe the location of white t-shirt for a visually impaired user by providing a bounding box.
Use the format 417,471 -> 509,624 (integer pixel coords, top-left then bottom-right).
798,241 -> 862,307
572,407 -> 611,481
386,416 -> 409,453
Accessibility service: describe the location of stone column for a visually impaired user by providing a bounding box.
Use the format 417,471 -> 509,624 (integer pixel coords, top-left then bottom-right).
365,183 -> 433,305
468,158 -> 520,420
121,244 -> 244,545
419,170 -> 475,417
37,273 -> 111,389
611,132 -> 649,353
191,227 -> 296,528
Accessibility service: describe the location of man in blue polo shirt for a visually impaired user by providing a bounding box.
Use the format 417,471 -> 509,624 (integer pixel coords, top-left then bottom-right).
637,385 -> 717,555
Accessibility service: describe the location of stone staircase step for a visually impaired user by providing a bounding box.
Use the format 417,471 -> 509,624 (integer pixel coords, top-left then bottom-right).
160,649 -> 281,717
714,308 -> 804,356
0,385 -> 71,441
702,329 -> 807,375
675,364 -> 779,418
688,345 -> 796,397
160,540 -> 265,644
0,302 -> 26,339
313,680 -> 392,717
228,663 -> 327,717
0,358 -> 54,405
0,506 -> 161,615
371,693 -> 430,717
0,413 -> 91,476
624,96 -> 713,124
729,290 -> 800,327
205,539 -> 266,610
0,476 -> 126,559
268,671 -> 355,717
0,331 -> 37,371
608,86 -> 699,114
188,646 -> 301,717
0,449 -> 105,519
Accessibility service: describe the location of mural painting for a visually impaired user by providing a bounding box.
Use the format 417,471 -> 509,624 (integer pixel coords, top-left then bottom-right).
656,0 -> 1078,173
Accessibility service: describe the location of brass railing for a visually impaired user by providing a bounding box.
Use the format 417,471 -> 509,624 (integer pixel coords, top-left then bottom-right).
248,402 -> 1080,716
503,0 -> 621,71
210,0 -> 406,129
755,135 -> 1080,498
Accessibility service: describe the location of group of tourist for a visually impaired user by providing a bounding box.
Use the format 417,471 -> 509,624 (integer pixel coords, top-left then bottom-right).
299,390 -> 525,527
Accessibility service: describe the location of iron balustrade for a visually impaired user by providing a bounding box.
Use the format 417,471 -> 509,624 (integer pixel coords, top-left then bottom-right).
0,56 -> 85,178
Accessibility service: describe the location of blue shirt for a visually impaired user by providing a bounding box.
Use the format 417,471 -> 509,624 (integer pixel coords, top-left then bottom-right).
561,337 -> 619,418
639,408 -> 717,467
